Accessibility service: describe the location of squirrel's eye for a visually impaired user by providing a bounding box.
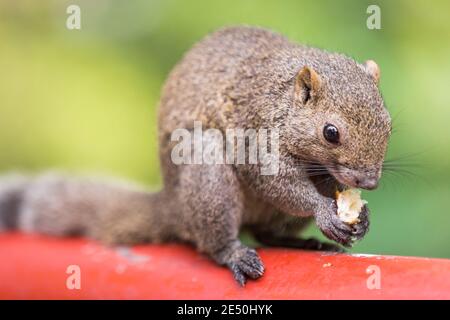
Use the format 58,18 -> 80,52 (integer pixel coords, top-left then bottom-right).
323,124 -> 340,144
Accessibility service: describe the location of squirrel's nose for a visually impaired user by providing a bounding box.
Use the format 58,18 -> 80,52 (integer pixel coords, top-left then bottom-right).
355,176 -> 379,190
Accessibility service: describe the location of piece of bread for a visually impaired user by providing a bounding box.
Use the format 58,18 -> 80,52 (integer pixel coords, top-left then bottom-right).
336,189 -> 367,225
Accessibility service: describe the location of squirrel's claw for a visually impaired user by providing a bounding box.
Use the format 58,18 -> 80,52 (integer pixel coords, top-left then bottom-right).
315,200 -> 362,247
226,247 -> 264,286
351,205 -> 370,241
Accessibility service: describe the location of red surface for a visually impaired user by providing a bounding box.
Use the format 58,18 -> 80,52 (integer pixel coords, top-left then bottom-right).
0,232 -> 449,299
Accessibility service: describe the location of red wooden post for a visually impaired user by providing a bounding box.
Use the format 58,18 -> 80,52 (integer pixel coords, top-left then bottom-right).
0,232 -> 449,299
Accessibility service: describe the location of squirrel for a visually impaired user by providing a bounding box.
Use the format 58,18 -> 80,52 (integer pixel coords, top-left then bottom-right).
0,26 -> 391,285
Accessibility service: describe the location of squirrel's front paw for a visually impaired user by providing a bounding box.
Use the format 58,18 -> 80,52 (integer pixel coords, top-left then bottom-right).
221,245 -> 265,286
315,200 -> 356,247
351,204 -> 370,241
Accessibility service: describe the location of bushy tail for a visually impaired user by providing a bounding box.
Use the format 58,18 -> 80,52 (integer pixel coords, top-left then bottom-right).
0,172 -> 173,245
0,174 -> 30,232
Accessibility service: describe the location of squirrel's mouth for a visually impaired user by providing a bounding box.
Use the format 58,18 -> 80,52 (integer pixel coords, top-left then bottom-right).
293,154 -> 378,192
304,165 -> 342,198
326,167 -> 358,188
327,165 -> 380,190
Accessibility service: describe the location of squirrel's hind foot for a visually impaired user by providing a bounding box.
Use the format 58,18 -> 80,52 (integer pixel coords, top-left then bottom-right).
255,233 -> 345,253
214,241 -> 265,286
227,247 -> 265,286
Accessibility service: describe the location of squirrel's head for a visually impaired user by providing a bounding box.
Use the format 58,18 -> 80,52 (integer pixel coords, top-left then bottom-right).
284,57 -> 391,190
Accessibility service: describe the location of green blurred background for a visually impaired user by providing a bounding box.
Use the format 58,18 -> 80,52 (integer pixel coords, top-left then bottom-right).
0,0 -> 449,258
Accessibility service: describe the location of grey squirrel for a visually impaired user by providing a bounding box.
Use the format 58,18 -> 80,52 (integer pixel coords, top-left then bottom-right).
0,26 -> 391,285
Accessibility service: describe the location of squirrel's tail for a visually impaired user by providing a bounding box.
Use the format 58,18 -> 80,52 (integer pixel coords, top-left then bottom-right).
0,172 -> 175,245
0,174 -> 30,232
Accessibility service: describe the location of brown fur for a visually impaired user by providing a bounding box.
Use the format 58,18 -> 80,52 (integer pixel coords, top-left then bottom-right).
0,26 -> 391,285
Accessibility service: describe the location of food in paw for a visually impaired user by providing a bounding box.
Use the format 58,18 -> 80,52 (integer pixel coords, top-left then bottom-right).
335,188 -> 367,225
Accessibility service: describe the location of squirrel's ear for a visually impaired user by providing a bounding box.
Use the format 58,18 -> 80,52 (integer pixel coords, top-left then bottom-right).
363,60 -> 380,84
295,66 -> 322,104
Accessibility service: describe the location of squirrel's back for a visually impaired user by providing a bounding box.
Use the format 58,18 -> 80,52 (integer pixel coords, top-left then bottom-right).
158,26 -> 294,133
158,26 -> 376,135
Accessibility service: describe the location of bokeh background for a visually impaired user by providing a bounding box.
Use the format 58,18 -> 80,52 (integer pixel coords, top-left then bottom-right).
0,0 -> 449,258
